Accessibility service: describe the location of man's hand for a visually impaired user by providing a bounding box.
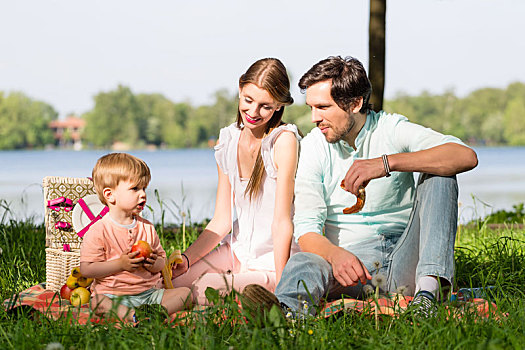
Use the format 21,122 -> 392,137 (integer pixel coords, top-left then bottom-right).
342,157 -> 386,195
119,250 -> 144,272
143,249 -> 158,271
328,246 -> 372,287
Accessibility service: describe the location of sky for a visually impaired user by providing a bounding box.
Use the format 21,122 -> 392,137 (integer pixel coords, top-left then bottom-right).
1,0 -> 524,118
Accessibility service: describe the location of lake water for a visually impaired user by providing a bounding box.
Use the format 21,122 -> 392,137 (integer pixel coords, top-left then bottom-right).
1,147 -> 524,225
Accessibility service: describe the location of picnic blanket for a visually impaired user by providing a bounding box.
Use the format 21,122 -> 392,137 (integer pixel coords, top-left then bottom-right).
320,294 -> 500,319
3,284 -> 500,325
3,284 -> 100,324
1,284 -> 204,326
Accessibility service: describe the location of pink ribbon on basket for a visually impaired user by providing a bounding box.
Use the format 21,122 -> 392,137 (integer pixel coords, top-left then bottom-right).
63,244 -> 71,252
76,197 -> 109,238
55,221 -> 71,230
47,197 -> 74,212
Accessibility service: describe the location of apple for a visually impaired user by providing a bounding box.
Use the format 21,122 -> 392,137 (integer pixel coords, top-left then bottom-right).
70,287 -> 91,306
71,267 -> 82,278
60,284 -> 73,301
131,240 -> 152,260
77,276 -> 94,288
66,275 -> 80,289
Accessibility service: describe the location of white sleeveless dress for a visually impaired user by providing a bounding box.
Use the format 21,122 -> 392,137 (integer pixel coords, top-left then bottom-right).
214,123 -> 302,272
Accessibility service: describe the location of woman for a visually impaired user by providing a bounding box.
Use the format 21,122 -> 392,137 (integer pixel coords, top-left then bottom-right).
170,58 -> 301,304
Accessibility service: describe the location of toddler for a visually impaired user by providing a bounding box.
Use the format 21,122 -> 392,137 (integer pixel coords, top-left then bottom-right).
80,153 -> 191,322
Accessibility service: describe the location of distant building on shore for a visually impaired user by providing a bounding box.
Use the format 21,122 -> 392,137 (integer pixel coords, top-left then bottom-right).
49,115 -> 85,150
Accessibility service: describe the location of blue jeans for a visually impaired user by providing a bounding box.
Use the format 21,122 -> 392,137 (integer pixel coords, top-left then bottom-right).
275,174 -> 458,315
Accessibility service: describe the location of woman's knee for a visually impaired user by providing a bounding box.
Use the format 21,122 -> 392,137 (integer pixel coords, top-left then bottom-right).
191,274 -> 232,305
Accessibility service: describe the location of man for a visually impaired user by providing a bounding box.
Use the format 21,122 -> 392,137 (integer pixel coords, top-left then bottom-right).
244,56 -> 478,317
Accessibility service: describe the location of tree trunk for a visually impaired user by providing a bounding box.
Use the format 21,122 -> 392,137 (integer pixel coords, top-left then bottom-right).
369,0 -> 386,112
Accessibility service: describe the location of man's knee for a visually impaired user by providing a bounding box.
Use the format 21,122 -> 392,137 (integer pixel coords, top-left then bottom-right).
287,252 -> 327,267
418,173 -> 458,192
416,174 -> 459,208
283,252 -> 332,279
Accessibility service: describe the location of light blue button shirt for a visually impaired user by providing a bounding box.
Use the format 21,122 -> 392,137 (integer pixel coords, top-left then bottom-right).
293,110 -> 467,251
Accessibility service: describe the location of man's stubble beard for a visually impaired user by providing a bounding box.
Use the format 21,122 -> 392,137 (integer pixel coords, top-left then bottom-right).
322,116 -> 355,144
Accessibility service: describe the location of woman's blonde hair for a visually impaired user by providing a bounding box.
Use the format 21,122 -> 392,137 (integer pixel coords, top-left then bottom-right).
235,58 -> 294,199
92,153 -> 151,205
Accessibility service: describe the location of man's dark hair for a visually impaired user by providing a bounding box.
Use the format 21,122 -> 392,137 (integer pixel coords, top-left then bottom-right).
298,56 -> 373,114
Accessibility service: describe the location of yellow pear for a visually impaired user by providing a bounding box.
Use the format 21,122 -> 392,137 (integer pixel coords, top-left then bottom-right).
70,287 -> 90,306
71,267 -> 82,278
77,276 -> 94,288
66,275 -> 80,289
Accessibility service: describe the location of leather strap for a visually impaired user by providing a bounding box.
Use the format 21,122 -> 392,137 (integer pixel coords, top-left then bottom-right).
76,202 -> 109,238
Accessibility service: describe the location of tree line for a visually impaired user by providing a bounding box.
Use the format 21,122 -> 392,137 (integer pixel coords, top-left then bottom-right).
384,82 -> 525,146
0,82 -> 524,150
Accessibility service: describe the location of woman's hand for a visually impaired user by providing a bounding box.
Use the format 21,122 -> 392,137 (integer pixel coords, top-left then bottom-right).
171,257 -> 189,279
167,163 -> 232,281
119,250 -> 144,272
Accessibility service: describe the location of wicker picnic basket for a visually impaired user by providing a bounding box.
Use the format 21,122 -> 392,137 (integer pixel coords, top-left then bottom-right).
43,176 -> 96,291
45,248 -> 82,291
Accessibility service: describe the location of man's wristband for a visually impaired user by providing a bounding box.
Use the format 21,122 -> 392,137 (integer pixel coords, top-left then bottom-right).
182,253 -> 190,267
382,154 -> 391,178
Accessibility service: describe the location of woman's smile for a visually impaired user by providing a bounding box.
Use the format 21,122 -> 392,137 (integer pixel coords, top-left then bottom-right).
238,83 -> 281,130
244,112 -> 261,124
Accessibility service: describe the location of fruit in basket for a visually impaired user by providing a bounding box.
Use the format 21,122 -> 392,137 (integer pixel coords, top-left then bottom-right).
71,267 -> 82,278
66,275 -> 80,289
131,240 -> 152,260
70,287 -> 91,306
77,276 -> 94,288
60,284 -> 74,301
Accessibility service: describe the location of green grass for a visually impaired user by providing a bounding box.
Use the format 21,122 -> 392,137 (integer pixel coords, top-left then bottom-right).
2,216 -> 525,349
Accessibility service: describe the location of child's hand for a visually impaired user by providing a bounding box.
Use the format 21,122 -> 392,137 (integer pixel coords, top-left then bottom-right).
143,249 -> 158,270
119,250 -> 144,272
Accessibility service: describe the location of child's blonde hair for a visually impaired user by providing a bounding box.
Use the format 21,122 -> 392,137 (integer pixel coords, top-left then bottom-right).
92,153 -> 151,205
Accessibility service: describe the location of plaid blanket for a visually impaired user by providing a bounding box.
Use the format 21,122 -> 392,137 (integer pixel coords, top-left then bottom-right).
3,284 -> 100,324
321,294 -> 500,319
3,284 -> 500,325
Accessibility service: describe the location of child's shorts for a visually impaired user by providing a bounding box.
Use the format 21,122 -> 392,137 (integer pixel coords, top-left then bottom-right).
104,288 -> 165,309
